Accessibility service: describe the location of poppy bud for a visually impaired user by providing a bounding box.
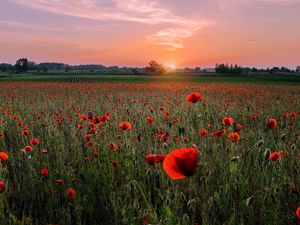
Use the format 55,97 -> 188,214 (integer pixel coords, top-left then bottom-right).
40,168 -> 49,176
0,181 -> 6,193
66,187 -> 76,199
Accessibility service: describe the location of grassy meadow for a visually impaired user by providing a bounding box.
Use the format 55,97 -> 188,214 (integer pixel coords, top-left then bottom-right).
0,72 -> 300,85
0,81 -> 299,225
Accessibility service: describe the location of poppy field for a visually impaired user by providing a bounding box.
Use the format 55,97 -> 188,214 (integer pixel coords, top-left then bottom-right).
0,81 -> 299,225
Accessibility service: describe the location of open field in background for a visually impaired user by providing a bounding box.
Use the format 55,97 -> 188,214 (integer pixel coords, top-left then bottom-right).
0,73 -> 300,85
0,82 -> 299,225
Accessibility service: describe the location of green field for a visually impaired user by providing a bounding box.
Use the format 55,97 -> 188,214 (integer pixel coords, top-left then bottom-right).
1,73 -> 300,85
0,82 -> 299,224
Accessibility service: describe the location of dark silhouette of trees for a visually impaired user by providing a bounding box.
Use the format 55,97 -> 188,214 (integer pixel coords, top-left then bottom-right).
295,66 -> 299,73
28,61 -> 37,70
146,60 -> 165,74
251,67 -> 258,72
215,63 -> 243,75
15,58 -> 29,73
0,63 -> 14,72
131,68 -> 138,75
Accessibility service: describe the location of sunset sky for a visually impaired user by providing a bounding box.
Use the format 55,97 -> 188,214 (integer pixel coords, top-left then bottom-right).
0,0 -> 300,68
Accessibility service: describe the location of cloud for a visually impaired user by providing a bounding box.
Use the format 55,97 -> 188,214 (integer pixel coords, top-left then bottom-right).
4,0 -> 213,49
0,20 -> 61,31
149,21 -> 214,49
215,0 -> 299,9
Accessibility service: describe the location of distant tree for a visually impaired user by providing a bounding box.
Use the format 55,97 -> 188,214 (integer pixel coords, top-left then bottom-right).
215,63 -> 244,75
146,60 -> 165,74
194,67 -> 201,73
243,67 -> 251,74
15,58 -> 29,73
28,61 -> 37,70
0,63 -> 14,72
251,67 -> 258,72
132,68 -> 138,75
272,67 -> 280,73
296,66 -> 300,73
65,65 -> 72,72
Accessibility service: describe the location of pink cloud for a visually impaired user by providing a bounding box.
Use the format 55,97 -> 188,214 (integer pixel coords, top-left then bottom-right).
4,0 -> 213,49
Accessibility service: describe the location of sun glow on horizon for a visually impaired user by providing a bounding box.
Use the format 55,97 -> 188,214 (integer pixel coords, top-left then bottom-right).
0,0 -> 299,67
165,64 -> 176,70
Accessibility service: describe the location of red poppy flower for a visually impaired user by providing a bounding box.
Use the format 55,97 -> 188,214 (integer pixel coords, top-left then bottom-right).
85,134 -> 92,141
222,117 -> 234,126
0,152 -> 8,162
186,92 -> 202,103
0,181 -> 6,193
112,160 -> 118,168
285,151 -> 289,158
108,142 -> 118,151
154,154 -> 165,163
30,138 -> 40,145
269,151 -> 281,161
119,122 -> 132,131
212,129 -> 226,137
66,187 -> 76,199
22,129 -> 29,136
236,124 -> 243,132
163,148 -> 198,180
227,132 -> 240,142
250,115 -> 258,120
164,111 -> 170,117
86,141 -> 93,148
267,119 -> 276,129
145,117 -> 154,124
11,115 -> 19,120
296,207 -> 300,219
199,129 -> 208,136
93,116 -> 101,124
100,115 -> 110,122
24,146 -> 33,152
40,168 -> 49,176
93,151 -> 99,158
76,124 -> 84,130
56,179 -> 64,185
145,154 -> 156,165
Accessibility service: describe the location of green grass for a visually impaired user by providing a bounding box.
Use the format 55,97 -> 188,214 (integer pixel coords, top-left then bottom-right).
0,82 -> 299,224
0,73 -> 300,85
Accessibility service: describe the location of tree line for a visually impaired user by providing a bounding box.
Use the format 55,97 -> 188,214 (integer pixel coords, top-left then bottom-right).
215,63 -> 299,75
0,58 -> 299,75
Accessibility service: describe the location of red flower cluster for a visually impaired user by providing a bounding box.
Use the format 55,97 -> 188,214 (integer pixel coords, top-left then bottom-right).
145,154 -> 165,165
